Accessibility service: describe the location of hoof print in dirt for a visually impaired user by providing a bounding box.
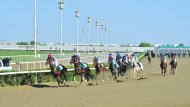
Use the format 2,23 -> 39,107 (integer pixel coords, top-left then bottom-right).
87,83 -> 94,86
117,80 -> 124,83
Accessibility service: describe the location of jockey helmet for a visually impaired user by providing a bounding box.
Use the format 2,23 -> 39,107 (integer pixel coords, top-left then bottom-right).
126,53 -> 129,57
48,54 -> 53,58
109,53 -> 112,56
95,56 -> 98,59
132,53 -> 135,56
122,55 -> 126,60
116,53 -> 121,59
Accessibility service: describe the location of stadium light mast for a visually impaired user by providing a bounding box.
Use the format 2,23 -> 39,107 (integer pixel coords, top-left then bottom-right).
34,0 -> 37,58
75,9 -> 80,55
87,16 -> 92,54
95,19 -> 99,53
104,26 -> 108,52
83,28 -> 86,51
58,0 -> 64,55
101,24 -> 105,52
37,28 -> 39,51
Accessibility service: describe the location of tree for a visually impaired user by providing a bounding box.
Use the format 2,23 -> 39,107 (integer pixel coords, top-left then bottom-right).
30,41 -> 35,45
178,43 -> 184,46
16,42 -> 29,45
139,42 -> 152,47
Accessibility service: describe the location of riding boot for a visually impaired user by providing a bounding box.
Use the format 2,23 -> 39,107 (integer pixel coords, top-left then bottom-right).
137,62 -> 141,67
60,80 -> 63,84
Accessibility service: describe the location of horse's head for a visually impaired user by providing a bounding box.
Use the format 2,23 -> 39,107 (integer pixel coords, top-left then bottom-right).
70,55 -> 79,64
93,56 -> 98,65
49,63 -> 56,71
131,60 -> 137,68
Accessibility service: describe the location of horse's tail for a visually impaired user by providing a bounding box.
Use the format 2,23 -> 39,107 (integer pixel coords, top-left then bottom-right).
84,63 -> 92,80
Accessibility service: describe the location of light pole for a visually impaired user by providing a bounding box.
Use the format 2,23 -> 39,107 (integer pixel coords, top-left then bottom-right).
104,26 -> 108,52
37,28 -> 39,51
83,28 -> 86,52
58,0 -> 64,55
75,10 -> 80,55
95,20 -> 99,53
101,24 -> 104,52
34,0 -> 37,58
87,16 -> 92,54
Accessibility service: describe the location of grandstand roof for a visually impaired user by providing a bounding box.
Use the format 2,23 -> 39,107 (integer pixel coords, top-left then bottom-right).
159,46 -> 190,49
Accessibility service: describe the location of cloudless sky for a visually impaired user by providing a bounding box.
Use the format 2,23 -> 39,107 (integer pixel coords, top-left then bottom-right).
0,0 -> 190,45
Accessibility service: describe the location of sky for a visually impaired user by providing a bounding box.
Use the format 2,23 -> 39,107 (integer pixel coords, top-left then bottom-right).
0,0 -> 190,45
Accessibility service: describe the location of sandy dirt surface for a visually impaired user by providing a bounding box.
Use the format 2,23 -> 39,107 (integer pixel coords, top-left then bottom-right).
1,58 -> 190,107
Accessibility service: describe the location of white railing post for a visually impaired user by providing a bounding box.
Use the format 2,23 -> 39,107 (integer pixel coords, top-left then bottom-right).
26,63 -> 29,70
44,62 -> 46,69
34,62 -> 36,70
35,72 -> 38,84
39,62 -> 41,69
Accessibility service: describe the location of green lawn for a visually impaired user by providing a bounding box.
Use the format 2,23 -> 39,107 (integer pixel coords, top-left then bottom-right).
0,50 -> 76,56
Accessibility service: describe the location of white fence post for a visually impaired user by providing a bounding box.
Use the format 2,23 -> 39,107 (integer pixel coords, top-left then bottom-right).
34,62 -> 36,70
35,72 -> 38,84
26,63 -> 29,70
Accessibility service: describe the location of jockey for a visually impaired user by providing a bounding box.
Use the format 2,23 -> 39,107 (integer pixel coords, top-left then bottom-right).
131,53 -> 141,67
108,53 -> 114,63
131,53 -> 138,62
126,53 -> 131,62
76,54 -> 80,62
95,56 -> 101,63
122,55 -> 128,64
108,53 -> 119,67
160,53 -> 167,63
76,55 -> 87,69
148,51 -> 152,58
116,53 -> 122,65
171,52 -> 175,58
170,54 -> 177,65
46,54 -> 57,66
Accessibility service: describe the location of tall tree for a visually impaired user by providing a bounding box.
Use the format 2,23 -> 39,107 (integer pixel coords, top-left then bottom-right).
139,42 -> 152,47
178,43 -> 184,46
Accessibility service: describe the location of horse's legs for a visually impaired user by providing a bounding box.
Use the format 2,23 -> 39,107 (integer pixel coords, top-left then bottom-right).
61,72 -> 66,85
81,74 -> 86,83
164,69 -> 167,76
102,69 -> 105,82
172,67 -> 175,75
133,69 -> 136,79
56,76 -> 61,87
140,69 -> 144,79
73,73 -> 77,83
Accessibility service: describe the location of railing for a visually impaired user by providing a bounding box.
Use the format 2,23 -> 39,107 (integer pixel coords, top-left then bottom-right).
0,53 -> 108,63
8,54 -> 108,71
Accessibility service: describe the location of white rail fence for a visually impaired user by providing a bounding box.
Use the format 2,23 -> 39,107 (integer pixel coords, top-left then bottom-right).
10,55 -> 108,71
0,53 -> 108,63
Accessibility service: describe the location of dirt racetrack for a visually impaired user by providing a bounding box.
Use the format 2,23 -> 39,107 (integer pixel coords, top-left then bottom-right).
1,58 -> 190,107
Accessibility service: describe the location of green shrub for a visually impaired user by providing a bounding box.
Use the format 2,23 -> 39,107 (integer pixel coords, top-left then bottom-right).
0,76 -> 6,87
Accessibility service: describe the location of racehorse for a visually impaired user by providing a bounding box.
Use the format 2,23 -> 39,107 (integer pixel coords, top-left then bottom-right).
46,59 -> 67,87
170,58 -> 177,75
148,54 -> 151,64
108,58 -> 119,81
70,55 -> 92,83
131,60 -> 144,80
2,57 -> 12,67
93,57 -> 106,82
160,58 -> 167,76
118,57 -> 131,80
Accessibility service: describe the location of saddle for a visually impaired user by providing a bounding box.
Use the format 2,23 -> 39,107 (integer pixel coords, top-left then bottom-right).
80,63 -> 87,69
